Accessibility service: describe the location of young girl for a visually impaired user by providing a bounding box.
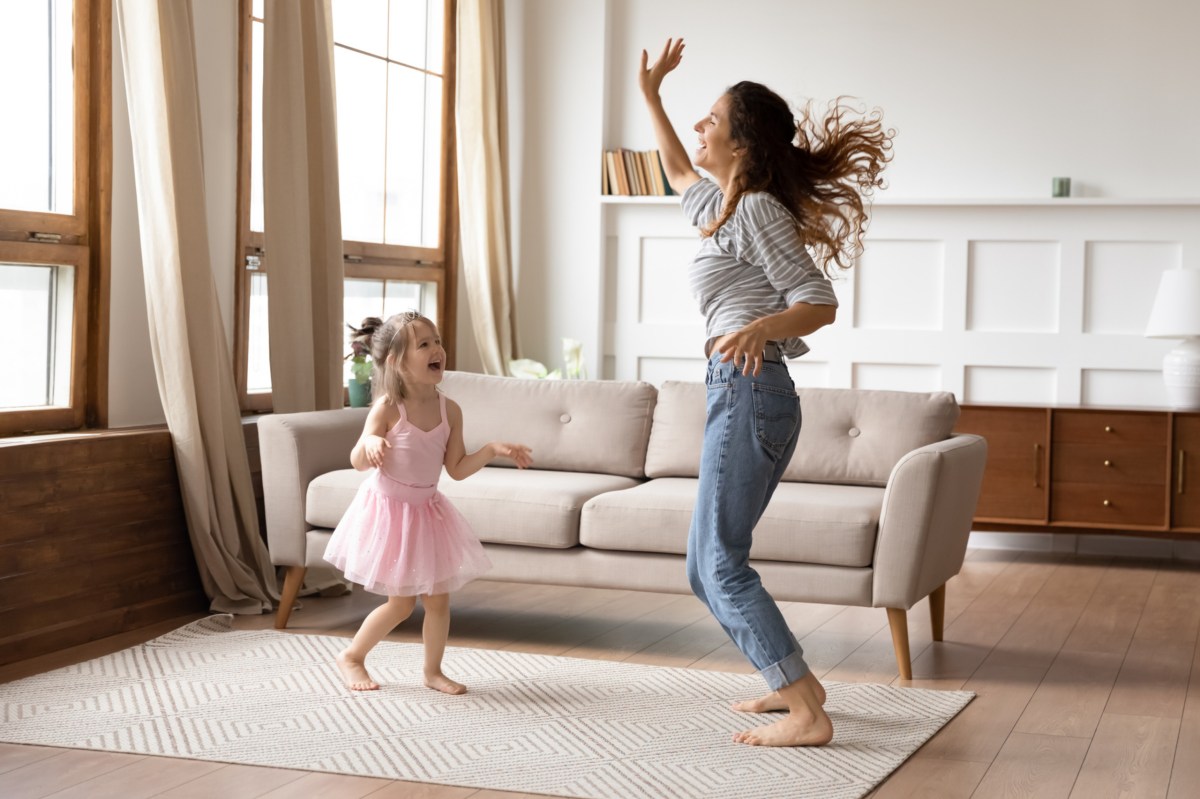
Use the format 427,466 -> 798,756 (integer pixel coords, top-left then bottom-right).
639,39 -> 892,747
324,311 -> 532,694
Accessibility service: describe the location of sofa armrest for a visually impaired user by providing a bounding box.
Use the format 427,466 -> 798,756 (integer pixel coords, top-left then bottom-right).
871,433 -> 988,609
258,408 -> 369,566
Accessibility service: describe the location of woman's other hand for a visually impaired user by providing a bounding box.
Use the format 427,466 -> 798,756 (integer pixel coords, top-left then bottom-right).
639,38 -> 685,99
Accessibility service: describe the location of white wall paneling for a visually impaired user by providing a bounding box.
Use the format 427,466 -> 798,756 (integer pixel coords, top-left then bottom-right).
602,198 -> 1200,409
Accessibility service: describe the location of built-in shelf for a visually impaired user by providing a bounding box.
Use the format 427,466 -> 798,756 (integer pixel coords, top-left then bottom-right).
600,195 -> 680,204
600,194 -> 1200,207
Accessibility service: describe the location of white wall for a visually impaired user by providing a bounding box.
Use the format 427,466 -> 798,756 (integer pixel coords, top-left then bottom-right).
504,0 -> 1200,373
104,1 -> 1200,417
108,0 -> 239,427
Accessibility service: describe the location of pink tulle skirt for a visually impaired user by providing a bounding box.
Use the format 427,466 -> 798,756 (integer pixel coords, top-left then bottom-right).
324,471 -> 492,597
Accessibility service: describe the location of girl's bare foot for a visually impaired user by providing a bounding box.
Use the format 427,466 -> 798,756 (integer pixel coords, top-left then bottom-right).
336,650 -> 378,691
732,673 -> 826,712
732,707 -> 834,747
425,672 -> 467,695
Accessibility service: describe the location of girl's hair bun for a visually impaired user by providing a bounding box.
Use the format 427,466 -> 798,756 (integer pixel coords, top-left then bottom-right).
348,316 -> 383,341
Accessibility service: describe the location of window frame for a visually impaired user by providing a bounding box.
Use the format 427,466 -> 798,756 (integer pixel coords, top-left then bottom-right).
234,0 -> 459,413
0,0 -> 111,436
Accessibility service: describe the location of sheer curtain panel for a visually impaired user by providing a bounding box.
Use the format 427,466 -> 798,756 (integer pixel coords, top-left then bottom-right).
114,0 -> 277,613
456,0 -> 519,375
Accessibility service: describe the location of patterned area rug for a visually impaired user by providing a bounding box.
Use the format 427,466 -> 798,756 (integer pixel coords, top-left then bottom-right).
0,616 -> 971,799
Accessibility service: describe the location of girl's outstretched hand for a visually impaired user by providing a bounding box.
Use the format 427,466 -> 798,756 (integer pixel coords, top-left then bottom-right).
639,38 -> 685,98
363,434 -> 390,467
491,443 -> 533,469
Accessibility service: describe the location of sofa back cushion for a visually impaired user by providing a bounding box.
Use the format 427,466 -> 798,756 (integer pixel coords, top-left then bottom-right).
440,371 -> 658,478
645,381 -> 959,487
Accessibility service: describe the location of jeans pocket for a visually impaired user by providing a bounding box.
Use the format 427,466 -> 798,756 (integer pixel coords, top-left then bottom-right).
752,383 -> 799,461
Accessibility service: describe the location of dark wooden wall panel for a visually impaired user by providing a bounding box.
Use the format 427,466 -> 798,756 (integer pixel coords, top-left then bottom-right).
0,429 -> 208,665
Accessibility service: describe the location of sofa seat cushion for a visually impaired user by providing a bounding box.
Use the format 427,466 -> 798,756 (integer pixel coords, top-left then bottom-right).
579,478 -> 883,568
306,468 -> 370,529
307,467 -> 639,549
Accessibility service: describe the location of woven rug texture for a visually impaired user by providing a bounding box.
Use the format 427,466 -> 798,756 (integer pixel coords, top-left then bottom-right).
0,615 -> 972,799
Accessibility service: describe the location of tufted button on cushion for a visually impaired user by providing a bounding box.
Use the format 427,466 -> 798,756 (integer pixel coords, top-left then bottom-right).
560,413 -> 572,424
848,427 -> 861,438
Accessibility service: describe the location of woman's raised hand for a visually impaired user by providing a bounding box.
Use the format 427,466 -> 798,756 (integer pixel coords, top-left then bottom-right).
639,38 -> 685,98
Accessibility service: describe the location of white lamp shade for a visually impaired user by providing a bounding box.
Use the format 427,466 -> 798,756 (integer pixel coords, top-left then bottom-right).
1145,268 -> 1200,338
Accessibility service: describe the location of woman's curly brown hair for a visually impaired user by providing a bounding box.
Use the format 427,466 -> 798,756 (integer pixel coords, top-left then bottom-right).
703,82 -> 894,276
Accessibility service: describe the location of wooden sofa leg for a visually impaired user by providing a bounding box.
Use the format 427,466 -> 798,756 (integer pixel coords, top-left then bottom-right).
929,584 -> 946,642
886,607 -> 913,681
275,566 -> 307,630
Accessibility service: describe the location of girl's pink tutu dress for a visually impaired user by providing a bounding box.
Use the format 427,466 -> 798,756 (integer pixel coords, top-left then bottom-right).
324,393 -> 491,596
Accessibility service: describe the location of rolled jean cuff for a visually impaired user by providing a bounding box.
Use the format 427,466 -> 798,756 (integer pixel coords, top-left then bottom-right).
759,647 -> 811,691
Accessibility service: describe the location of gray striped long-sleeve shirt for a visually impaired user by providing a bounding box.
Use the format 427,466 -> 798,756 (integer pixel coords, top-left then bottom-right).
682,177 -> 838,359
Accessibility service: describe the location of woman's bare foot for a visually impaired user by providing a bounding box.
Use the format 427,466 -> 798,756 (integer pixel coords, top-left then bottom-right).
424,672 -> 467,695
732,708 -> 834,747
732,673 -> 826,712
336,650 -> 378,691
733,673 -> 832,746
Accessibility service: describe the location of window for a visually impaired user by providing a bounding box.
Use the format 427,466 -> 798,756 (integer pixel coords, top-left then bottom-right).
235,0 -> 457,411
0,0 -> 108,436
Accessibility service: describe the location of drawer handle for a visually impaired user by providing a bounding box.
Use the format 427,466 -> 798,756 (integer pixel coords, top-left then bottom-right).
1103,459 -> 1112,467
1104,425 -> 1114,433
1033,443 -> 1042,488
1181,450 -> 1188,495
1102,499 -> 1112,507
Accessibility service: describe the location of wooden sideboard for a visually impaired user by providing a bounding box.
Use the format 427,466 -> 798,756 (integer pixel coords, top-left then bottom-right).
955,404 -> 1200,536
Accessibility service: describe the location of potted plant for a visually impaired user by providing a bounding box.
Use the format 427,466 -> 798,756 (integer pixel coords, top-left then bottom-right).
345,318 -> 380,407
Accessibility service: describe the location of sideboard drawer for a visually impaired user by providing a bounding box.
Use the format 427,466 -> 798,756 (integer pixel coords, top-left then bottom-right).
1053,410 -> 1167,445
1051,442 -> 1167,485
1050,482 -> 1167,527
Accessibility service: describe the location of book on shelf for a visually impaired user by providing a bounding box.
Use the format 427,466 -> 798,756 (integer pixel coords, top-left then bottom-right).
601,148 -> 676,196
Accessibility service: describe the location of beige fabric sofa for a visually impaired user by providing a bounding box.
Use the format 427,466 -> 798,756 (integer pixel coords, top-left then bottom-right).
259,371 -> 987,679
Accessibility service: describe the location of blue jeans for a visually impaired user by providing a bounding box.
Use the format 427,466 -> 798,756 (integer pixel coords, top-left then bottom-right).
686,352 -> 808,691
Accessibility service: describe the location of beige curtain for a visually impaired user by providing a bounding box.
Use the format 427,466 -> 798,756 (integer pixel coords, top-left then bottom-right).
263,0 -> 344,413
457,0 -> 519,375
115,0 -> 277,613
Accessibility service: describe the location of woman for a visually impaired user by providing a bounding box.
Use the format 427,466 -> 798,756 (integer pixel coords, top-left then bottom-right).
639,38 -> 893,747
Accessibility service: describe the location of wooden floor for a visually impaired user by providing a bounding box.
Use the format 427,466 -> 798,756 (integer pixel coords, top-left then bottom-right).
2,548 -> 1200,799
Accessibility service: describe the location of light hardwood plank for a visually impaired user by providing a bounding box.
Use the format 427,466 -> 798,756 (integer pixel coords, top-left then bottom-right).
39,755 -> 223,798
795,630 -> 881,675
0,744 -> 66,775
1105,638 -> 1193,720
1070,713 -> 1179,799
980,559 -> 1106,672
1061,561 -> 1157,655
1130,566 -> 1200,646
867,756 -> 989,798
1014,650 -> 1123,738
255,771 -> 393,799
560,594 -> 710,661
360,781 -> 477,798
620,613 -> 730,667
914,663 -> 1044,764
497,589 -> 683,656
1167,633 -> 1200,799
153,763 -> 308,798
1,749 -> 144,799
970,732 -> 1090,799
